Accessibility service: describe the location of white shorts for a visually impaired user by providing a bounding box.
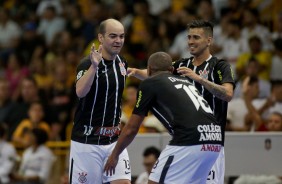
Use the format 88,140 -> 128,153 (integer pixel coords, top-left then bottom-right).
69,140 -> 131,184
149,144 -> 221,184
206,146 -> 225,184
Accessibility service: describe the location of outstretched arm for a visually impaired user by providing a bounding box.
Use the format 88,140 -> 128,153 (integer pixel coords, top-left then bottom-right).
127,68 -> 148,80
104,114 -> 145,176
177,67 -> 233,102
76,44 -> 102,98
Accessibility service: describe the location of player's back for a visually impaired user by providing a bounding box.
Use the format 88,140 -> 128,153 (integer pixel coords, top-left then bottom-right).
141,73 -> 222,146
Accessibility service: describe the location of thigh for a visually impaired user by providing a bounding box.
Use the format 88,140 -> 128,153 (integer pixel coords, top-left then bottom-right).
103,142 -> 131,183
149,145 -> 220,184
206,147 -> 225,184
69,141 -> 105,184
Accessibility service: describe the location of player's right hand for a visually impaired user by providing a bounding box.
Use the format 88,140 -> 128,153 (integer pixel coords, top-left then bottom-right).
104,154 -> 118,176
90,43 -> 102,68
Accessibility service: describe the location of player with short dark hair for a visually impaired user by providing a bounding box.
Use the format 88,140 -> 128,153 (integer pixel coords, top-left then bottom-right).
128,19 -> 235,183
104,52 -> 222,184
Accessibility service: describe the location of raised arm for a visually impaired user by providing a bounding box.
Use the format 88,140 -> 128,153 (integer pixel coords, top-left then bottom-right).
76,44 -> 102,98
104,114 -> 145,176
127,68 -> 148,80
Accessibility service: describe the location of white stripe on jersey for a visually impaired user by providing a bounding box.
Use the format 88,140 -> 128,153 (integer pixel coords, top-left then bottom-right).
211,68 -> 215,114
98,59 -> 110,145
86,66 -> 100,143
201,62 -> 210,96
152,107 -> 174,135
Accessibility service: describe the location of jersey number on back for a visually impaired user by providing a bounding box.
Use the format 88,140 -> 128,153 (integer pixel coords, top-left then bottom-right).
175,84 -> 213,114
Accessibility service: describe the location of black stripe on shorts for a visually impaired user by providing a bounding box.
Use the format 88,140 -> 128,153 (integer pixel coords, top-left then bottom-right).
159,155 -> 174,183
69,158 -> 74,184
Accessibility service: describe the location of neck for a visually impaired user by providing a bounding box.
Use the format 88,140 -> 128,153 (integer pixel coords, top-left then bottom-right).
150,71 -> 170,77
102,51 -> 117,61
193,51 -> 211,66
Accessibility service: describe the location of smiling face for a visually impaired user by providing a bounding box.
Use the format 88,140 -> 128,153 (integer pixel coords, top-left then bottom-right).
98,19 -> 125,60
187,28 -> 212,57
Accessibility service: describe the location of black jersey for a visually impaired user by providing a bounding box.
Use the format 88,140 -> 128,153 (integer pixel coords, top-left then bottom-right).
133,73 -> 222,146
71,55 -> 127,145
173,56 -> 235,145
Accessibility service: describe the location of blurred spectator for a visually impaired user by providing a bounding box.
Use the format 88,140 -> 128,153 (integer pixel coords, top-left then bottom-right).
47,59 -> 76,140
168,9 -> 196,60
0,8 -> 21,50
228,76 -> 264,131
12,128 -> 55,184
197,0 -> 217,23
8,76 -> 47,141
146,0 -> 170,16
0,77 -> 17,128
121,83 -> 147,133
257,112 -> 282,132
29,56 -> 53,94
262,80 -> 282,118
135,146 -> 160,184
234,58 -> 271,99
216,18 -> 245,79
36,0 -> 63,17
37,5 -> 65,46
236,35 -> 272,80
270,38 -> 282,80
12,101 -> 51,148
127,0 -> 157,67
4,52 -> 29,101
112,0 -> 133,31
0,124 -> 18,184
272,12 -> 282,40
240,8 -> 273,52
16,22 -> 45,65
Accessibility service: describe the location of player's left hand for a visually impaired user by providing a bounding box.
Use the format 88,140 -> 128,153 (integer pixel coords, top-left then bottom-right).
177,67 -> 201,81
104,154 -> 118,176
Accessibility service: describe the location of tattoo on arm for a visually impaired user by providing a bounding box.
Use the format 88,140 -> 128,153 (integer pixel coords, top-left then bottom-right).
198,77 -> 231,102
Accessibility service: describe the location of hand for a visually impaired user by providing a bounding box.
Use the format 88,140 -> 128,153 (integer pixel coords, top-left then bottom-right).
104,154 -> 119,176
127,67 -> 136,77
177,67 -> 201,81
242,76 -> 250,96
90,43 -> 102,68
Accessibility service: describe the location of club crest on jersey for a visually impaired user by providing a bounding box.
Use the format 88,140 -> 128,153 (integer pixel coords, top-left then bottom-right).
119,62 -> 126,76
199,69 -> 209,79
78,172 -> 88,183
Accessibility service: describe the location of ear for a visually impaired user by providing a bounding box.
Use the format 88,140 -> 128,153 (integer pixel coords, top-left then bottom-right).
168,66 -> 174,73
98,33 -> 103,43
207,36 -> 213,46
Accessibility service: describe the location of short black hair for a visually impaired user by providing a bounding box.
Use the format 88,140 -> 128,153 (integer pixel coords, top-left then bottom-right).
187,20 -> 214,37
32,128 -> 49,145
143,146 -> 161,158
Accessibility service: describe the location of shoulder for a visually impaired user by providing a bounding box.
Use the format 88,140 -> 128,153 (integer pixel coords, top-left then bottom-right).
172,57 -> 192,66
211,57 -> 231,68
2,142 -> 16,154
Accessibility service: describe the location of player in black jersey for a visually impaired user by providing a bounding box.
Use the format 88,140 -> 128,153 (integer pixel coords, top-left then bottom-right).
69,19 -> 131,184
105,52 -> 222,184
128,20 -> 235,183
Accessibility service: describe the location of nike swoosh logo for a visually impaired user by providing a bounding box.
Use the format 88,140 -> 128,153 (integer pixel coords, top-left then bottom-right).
125,171 -> 131,174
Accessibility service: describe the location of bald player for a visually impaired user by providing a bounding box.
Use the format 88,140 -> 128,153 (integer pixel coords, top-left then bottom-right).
69,19 -> 130,184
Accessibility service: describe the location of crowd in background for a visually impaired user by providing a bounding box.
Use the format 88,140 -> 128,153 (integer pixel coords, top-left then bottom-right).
0,0 -> 282,142
0,0 -> 282,183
